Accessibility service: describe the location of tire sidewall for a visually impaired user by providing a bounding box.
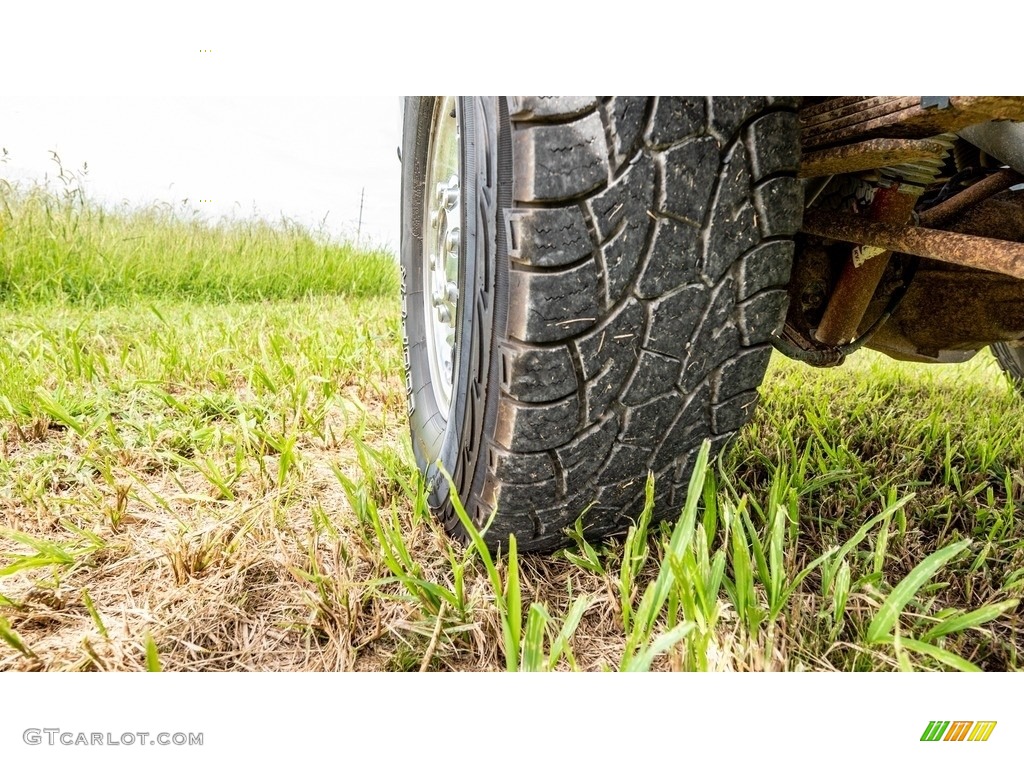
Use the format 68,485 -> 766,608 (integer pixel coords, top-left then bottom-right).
993,342 -> 1024,386
401,97 -> 504,522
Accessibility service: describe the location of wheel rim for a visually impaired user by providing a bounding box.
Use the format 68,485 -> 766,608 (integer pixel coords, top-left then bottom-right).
422,97 -> 460,415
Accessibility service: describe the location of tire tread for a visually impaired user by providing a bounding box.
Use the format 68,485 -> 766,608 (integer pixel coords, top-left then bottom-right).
469,97 -> 801,550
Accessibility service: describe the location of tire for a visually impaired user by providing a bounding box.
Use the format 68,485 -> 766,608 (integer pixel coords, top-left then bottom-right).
992,342 -> 1024,393
401,96 -> 802,553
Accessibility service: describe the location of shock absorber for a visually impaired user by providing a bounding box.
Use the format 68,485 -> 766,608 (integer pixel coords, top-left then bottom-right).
810,137 -> 955,348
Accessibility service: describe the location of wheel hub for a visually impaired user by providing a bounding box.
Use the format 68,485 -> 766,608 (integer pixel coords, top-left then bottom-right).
422,97 -> 460,414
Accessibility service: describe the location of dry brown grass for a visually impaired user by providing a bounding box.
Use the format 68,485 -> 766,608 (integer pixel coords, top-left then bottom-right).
0,377 -> 623,671
2,296 -> 1023,672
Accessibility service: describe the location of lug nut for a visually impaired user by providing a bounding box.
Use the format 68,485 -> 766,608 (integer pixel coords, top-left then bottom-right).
446,283 -> 459,303
446,227 -> 460,254
443,176 -> 460,209
436,306 -> 451,323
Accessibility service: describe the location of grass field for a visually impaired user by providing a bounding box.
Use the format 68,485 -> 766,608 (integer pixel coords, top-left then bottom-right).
1,177 -> 1022,671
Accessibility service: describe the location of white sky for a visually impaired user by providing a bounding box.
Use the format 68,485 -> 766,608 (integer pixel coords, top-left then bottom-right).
1,3 -> 1005,254
3,5 -> 405,248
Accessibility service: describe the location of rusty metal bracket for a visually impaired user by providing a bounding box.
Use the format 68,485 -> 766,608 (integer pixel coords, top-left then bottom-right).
802,209 -> 1024,280
921,96 -> 951,110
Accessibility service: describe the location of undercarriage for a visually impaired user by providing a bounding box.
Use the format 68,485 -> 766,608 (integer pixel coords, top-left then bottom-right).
780,96 -> 1024,370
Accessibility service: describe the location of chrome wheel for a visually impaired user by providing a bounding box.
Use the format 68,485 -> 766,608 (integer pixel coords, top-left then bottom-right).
422,97 -> 460,414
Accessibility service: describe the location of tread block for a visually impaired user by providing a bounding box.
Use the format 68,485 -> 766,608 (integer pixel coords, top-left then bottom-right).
679,278 -> 738,391
605,96 -> 649,165
575,299 -> 645,422
704,142 -> 757,283
514,112 -> 609,202
710,97 -> 769,141
658,137 -> 720,223
508,207 -> 593,268
489,447 -> 556,485
510,96 -> 598,120
506,258 -> 601,343
622,351 -> 682,406
494,394 -> 579,452
644,97 -> 706,148
754,176 -> 804,237
589,156 -> 656,240
596,480 -> 644,510
706,203 -> 758,284
717,142 -> 753,213
573,505 -> 625,539
713,345 -> 772,401
500,343 -> 578,403
647,285 -> 707,357
559,415 -> 619,491
737,241 -> 795,300
652,384 -> 710,467
746,111 -> 801,180
494,478 -> 562,510
737,289 -> 789,345
622,390 -> 684,443
587,155 -> 656,302
598,442 -> 653,485
712,390 -> 760,433
681,324 -> 741,393
635,217 -> 701,299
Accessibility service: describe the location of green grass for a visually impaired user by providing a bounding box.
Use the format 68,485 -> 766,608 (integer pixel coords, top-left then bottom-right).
0,167 -> 397,306
1,179 -> 1022,671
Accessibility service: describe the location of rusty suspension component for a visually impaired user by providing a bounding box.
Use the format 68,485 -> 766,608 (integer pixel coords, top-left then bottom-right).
812,186 -> 920,346
801,209 -> 1024,281
801,96 -> 1024,150
918,168 -> 1024,228
787,97 -> 1024,364
799,138 -> 950,178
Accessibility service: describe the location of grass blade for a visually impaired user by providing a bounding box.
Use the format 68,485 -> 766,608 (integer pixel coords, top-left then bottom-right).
0,617 -> 37,659
892,636 -> 981,672
81,589 -> 108,638
922,599 -> 1019,642
506,534 -> 522,668
821,494 -> 912,595
439,465 -> 521,671
145,634 -> 162,671
548,596 -> 593,670
867,540 -> 971,644
622,622 -> 694,672
625,440 -> 710,658
521,603 -> 549,672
